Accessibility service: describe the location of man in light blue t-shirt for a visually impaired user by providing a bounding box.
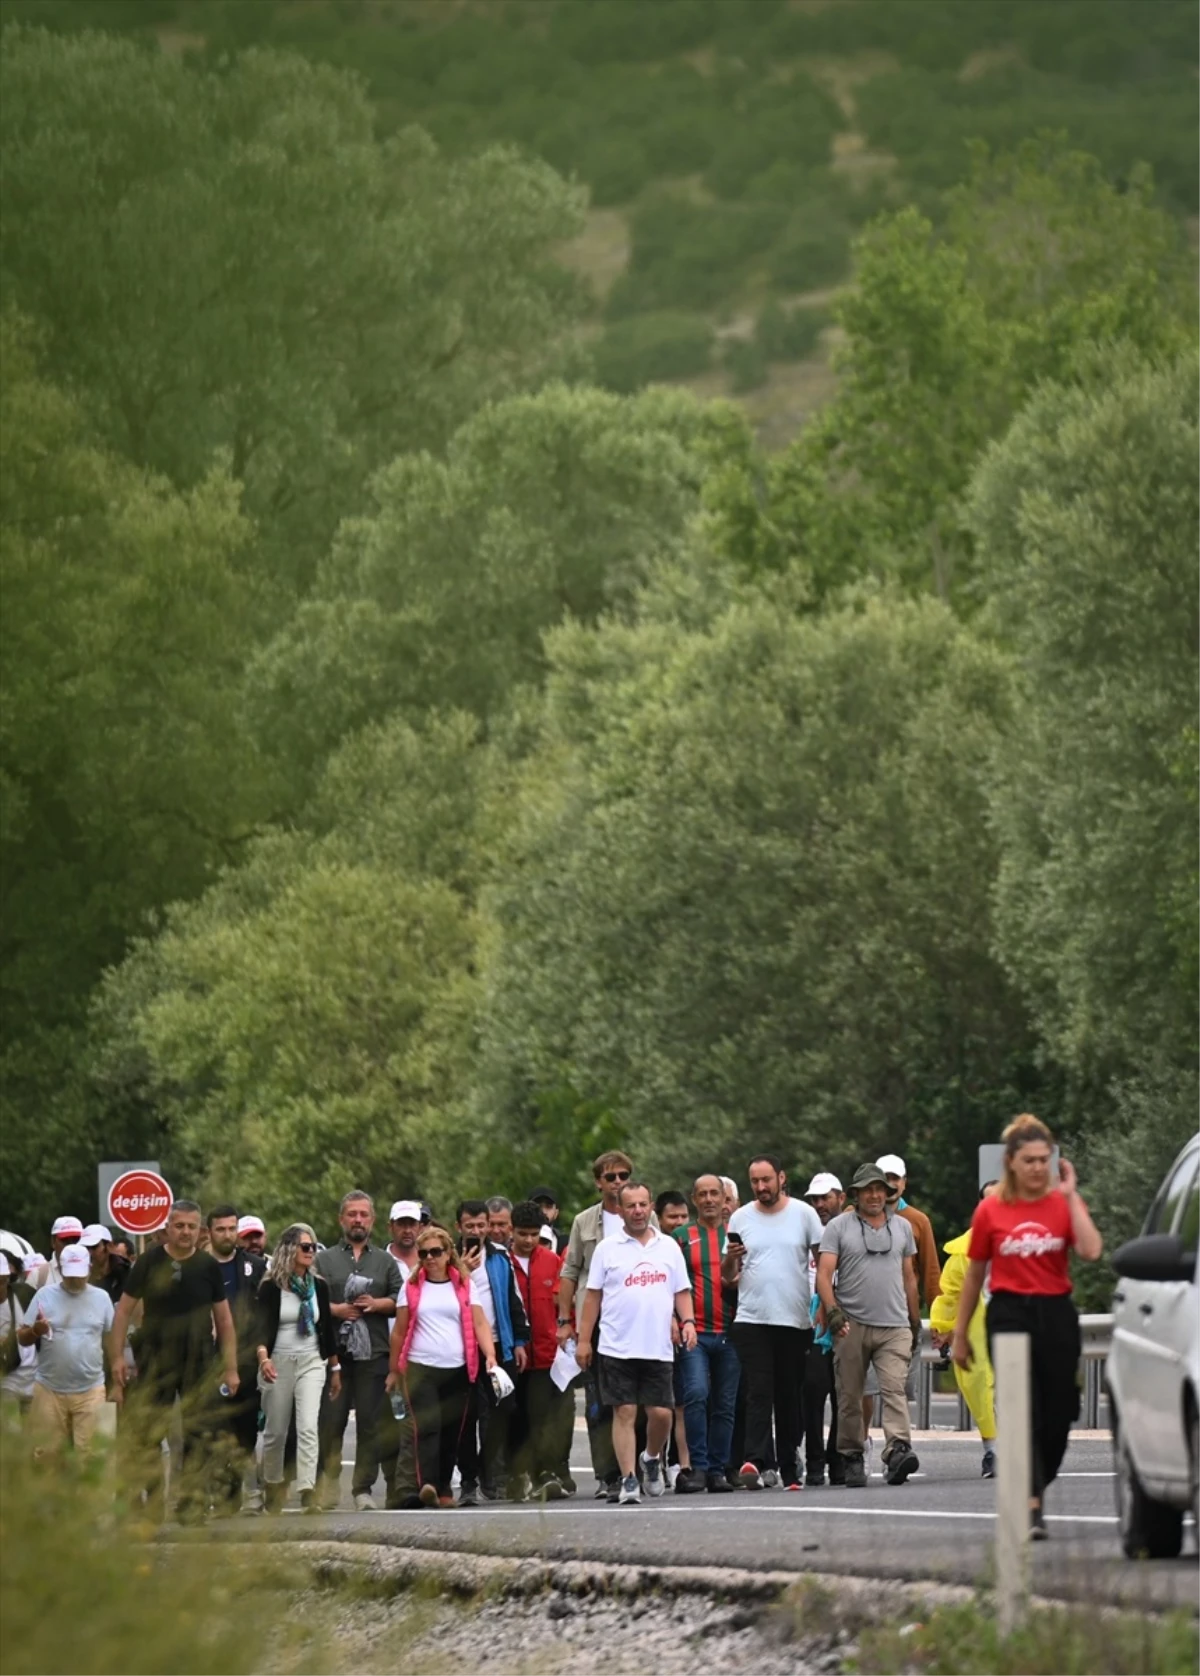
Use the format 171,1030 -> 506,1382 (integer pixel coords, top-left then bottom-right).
721,1155 -> 822,1490
18,1243 -> 113,1459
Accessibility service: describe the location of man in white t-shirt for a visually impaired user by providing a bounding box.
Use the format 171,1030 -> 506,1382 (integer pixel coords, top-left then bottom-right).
720,1154 -> 822,1491
577,1182 -> 696,1505
18,1243 -> 114,1460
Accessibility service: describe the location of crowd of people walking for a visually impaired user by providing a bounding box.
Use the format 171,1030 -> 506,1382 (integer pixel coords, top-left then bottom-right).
0,1116 -> 1100,1534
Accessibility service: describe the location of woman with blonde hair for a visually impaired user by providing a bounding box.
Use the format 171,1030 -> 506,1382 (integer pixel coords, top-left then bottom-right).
254,1222 -> 341,1513
951,1116 -> 1102,1537
386,1223 -> 497,1508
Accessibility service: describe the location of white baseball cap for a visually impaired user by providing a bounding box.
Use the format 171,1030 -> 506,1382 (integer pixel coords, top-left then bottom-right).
539,1224 -> 555,1245
22,1251 -> 45,1270
237,1215 -> 266,1236
876,1154 -> 907,1179
389,1200 -> 422,1222
806,1173 -> 843,1196
51,1216 -> 84,1239
80,1223 -> 112,1247
60,1244 -> 91,1277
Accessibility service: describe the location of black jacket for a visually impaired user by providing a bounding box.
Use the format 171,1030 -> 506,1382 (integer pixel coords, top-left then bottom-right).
254,1273 -> 337,1363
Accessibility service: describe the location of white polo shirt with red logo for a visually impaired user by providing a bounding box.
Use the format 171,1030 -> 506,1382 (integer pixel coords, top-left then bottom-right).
586,1227 -> 691,1363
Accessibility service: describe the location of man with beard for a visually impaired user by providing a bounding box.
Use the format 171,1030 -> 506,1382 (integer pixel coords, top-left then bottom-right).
315,1191 -> 401,1511
802,1174 -> 845,1486
207,1205 -> 266,1514
721,1156 -> 822,1491
111,1199 -> 238,1521
20,1243 -> 114,1462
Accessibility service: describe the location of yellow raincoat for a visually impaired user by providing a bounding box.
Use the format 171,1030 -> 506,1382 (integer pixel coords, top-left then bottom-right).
928,1230 -> 995,1441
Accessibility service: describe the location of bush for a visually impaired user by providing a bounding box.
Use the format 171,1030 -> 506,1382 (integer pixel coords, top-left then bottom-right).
723,337 -> 769,392
755,300 -> 830,361
592,311 -> 714,392
769,210 -> 852,290
703,78 -> 842,199
608,193 -> 782,315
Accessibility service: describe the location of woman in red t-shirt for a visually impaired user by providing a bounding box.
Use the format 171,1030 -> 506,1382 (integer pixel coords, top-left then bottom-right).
951,1114 -> 1102,1537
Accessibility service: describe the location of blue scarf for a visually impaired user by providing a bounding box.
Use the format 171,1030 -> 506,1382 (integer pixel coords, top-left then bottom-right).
288,1271 -> 316,1337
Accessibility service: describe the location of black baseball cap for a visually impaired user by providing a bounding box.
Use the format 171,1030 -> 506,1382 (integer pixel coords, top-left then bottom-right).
527,1185 -> 558,1207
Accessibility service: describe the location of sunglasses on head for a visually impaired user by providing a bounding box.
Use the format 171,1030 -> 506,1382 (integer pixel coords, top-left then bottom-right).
419,1246 -> 448,1258
602,1170 -> 630,1183
296,1242 -> 316,1253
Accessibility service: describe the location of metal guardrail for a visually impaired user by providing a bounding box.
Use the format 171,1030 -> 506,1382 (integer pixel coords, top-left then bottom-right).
914,1312 -> 1112,1431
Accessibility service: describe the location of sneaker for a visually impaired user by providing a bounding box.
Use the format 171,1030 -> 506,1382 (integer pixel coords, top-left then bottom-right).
353,1491 -> 378,1512
505,1477 -> 528,1503
738,1461 -> 763,1490
417,1484 -> 438,1508
674,1467 -> 706,1495
805,1468 -> 826,1488
534,1476 -> 565,1502
761,1468 -> 781,1489
640,1451 -> 665,1497
1030,1506 -> 1049,1541
559,1474 -> 578,1497
458,1486 -> 478,1508
605,1478 -> 622,1504
298,1489 -> 319,1515
706,1471 -> 735,1494
981,1448 -> 996,1479
243,1486 -> 265,1514
618,1474 -> 642,1506
828,1467 -> 846,1487
842,1453 -> 867,1489
438,1495 -> 455,1508
885,1441 -> 919,1485
785,1481 -> 803,1492
593,1481 -> 610,1499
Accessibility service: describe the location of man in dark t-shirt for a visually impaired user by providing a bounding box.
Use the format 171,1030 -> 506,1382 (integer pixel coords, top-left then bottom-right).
111,1199 -> 237,1521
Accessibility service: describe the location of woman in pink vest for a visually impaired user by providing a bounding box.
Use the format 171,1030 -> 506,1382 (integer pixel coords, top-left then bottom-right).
387,1223 -> 498,1507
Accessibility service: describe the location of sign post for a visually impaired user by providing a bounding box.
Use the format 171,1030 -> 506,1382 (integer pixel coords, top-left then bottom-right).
106,1166 -> 173,1239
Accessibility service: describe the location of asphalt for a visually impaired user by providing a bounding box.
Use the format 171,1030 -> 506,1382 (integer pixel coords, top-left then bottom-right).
206,1402 -> 1198,1614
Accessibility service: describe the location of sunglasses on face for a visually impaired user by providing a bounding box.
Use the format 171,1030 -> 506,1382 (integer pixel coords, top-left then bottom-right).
602,1170 -> 630,1183
296,1242 -> 316,1254
419,1247 -> 448,1259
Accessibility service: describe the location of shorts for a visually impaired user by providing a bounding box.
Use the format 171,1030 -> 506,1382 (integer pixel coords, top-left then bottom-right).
597,1354 -> 675,1409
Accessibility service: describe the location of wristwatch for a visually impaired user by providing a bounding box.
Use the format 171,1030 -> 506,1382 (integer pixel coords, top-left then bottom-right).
557,1317 -> 571,1326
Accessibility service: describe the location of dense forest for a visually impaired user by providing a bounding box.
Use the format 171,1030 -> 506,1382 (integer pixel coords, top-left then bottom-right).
0,0 -> 1196,1306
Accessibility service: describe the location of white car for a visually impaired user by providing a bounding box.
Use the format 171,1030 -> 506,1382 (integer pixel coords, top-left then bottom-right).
1106,1132 -> 1199,1558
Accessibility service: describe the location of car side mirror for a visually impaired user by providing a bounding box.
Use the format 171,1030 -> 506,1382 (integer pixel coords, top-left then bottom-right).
1112,1232 -> 1196,1284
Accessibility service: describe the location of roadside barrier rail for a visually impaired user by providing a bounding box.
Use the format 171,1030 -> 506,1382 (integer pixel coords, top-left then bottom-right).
914,1313 -> 1112,1431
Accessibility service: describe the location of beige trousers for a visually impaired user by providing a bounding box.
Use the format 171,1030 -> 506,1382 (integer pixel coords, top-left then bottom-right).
833,1322 -> 912,1459
29,1382 -> 106,1457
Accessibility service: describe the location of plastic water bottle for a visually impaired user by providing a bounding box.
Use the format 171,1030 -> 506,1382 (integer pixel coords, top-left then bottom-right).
390,1388 -> 408,1422
219,1382 -> 233,1398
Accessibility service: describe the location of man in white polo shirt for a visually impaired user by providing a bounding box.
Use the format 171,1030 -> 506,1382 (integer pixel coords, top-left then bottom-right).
720,1154 -> 822,1490
576,1181 -> 696,1506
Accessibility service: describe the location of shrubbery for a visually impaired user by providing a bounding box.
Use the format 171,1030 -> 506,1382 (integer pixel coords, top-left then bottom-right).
593,312 -> 714,392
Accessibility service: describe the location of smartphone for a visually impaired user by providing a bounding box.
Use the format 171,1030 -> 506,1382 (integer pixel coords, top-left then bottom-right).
462,1235 -> 482,1253
726,1232 -> 744,1248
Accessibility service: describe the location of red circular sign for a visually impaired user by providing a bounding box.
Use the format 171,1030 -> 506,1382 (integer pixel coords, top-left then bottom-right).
107,1169 -> 173,1236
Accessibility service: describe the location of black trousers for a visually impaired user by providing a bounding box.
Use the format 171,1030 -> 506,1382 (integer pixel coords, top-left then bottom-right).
455,1374 -> 490,1491
987,1290 -> 1081,1499
803,1341 -> 838,1474
481,1359 -> 520,1491
408,1361 -> 472,1497
124,1360 -> 215,1516
208,1364 -> 260,1510
732,1322 -> 811,1486
319,1353 -> 389,1497
511,1368 -> 571,1484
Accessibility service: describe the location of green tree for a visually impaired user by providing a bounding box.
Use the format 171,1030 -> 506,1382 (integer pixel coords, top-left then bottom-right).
479,584 -> 1028,1229
708,140 -> 1195,604
0,26 -> 585,589
971,351 -> 1198,1084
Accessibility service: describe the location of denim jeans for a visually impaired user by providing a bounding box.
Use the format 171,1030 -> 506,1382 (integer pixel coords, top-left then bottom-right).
676,1331 -> 741,1474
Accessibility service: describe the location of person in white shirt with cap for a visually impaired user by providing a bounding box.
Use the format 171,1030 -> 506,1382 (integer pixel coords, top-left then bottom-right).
803,1172 -> 846,1486
18,1242 -> 114,1460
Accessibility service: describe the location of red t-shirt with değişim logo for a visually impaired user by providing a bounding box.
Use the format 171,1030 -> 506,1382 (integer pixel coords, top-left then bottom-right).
967,1189 -> 1078,1296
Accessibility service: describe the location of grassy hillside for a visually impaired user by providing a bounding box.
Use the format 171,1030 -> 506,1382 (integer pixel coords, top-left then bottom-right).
9,0 -> 1196,443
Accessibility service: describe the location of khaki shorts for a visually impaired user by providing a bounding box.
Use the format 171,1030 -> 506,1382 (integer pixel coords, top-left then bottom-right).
29,1382 -> 106,1457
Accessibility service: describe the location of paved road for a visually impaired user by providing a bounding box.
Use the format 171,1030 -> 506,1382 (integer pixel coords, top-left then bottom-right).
253,1409 -> 1196,1612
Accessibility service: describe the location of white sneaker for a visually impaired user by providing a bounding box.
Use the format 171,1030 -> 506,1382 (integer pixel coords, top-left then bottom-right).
761,1468 -> 781,1489
618,1474 -> 642,1506
665,1463 -> 681,1490
353,1492 -> 377,1512
640,1451 -> 665,1497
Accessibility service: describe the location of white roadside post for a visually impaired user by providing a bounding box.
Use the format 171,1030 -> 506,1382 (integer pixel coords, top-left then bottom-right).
994,1332 -> 1032,1635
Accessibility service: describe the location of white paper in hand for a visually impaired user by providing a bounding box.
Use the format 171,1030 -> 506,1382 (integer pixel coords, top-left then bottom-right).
550,1339 -> 581,1393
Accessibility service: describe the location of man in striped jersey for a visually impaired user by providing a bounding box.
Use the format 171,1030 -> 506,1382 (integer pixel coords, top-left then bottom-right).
671,1174 -> 739,1494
